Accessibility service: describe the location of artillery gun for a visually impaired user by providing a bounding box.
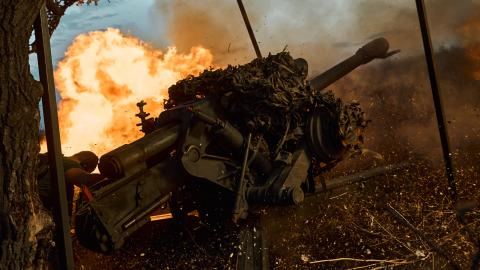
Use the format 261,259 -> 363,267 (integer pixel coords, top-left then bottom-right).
75,38 -> 397,253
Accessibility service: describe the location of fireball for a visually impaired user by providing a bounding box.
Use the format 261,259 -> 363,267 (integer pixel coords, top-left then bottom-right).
42,28 -> 214,156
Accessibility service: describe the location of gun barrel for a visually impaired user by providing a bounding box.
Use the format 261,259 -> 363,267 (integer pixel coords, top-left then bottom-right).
99,122 -> 181,179
309,38 -> 390,91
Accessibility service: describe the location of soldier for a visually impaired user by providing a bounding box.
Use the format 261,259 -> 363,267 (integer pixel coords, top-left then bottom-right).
36,151 -> 104,211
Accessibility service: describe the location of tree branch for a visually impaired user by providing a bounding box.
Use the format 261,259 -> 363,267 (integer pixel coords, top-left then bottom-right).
45,0 -> 63,16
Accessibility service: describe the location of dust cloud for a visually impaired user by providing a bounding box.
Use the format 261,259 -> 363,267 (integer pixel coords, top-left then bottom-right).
150,0 -> 480,166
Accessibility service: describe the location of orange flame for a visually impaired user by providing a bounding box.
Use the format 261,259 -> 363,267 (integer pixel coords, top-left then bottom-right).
458,16 -> 480,80
467,44 -> 480,80
41,28 -> 213,156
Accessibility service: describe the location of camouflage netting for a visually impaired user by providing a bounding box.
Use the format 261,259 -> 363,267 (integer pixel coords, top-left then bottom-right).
166,52 -> 368,165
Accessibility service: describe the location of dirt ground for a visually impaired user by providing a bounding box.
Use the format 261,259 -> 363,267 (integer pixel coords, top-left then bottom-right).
265,160 -> 480,269
72,154 -> 480,269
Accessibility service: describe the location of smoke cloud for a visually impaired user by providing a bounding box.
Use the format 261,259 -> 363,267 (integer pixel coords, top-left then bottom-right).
153,1 -> 477,70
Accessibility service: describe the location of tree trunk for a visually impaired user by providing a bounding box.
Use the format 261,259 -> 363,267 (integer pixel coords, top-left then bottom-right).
0,0 -> 54,269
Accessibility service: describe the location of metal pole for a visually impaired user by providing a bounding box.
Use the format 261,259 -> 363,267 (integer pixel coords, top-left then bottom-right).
415,0 -> 457,203
314,163 -> 409,193
237,0 -> 262,58
34,4 -> 74,270
233,133 -> 252,223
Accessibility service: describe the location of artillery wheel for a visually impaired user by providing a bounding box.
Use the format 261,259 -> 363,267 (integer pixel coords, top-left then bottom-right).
236,216 -> 269,270
75,196 -> 114,253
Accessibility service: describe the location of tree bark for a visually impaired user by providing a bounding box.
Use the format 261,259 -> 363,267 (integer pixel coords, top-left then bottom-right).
0,0 -> 54,269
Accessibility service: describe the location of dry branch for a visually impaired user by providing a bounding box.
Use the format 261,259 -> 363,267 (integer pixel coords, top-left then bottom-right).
386,203 -> 461,270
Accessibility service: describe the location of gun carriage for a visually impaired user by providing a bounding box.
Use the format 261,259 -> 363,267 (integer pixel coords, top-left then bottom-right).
75,38 -> 396,252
